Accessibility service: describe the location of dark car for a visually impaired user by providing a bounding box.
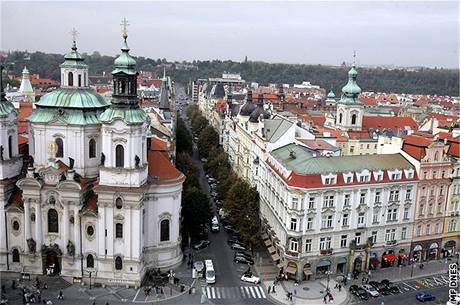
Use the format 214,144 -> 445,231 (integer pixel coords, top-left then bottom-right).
234,256 -> 254,265
416,292 -> 435,302
223,224 -> 235,233
369,281 -> 390,295
349,285 -> 359,295
355,287 -> 369,300
381,280 -> 400,294
234,253 -> 254,264
192,240 -> 210,250
231,243 -> 247,251
235,251 -> 252,260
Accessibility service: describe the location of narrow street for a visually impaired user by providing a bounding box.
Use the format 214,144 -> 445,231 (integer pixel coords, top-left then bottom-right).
176,86 -> 275,305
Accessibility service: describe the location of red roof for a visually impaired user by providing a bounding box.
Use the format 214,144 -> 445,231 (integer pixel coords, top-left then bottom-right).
402,134 -> 433,160
362,116 -> 418,131
448,143 -> 460,158
347,130 -> 372,139
8,189 -> 23,209
148,150 -> 184,184
359,96 -> 378,106
309,115 -> 326,127
298,139 -> 337,151
403,134 -> 433,147
147,79 -> 163,88
84,192 -> 98,214
151,137 -> 168,151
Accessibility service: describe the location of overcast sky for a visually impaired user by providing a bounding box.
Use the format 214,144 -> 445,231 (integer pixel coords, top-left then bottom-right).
1,1 -> 459,68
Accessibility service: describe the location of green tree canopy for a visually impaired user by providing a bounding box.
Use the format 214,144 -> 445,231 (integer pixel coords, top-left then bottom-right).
181,187 -> 211,243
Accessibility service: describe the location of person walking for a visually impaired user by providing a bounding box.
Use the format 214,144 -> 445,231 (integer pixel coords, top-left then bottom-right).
323,295 -> 328,303
57,289 -> 64,300
338,284 -> 342,292
267,286 -> 271,294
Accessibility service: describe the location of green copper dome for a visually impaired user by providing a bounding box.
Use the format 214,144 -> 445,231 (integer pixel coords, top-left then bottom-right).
339,65 -> 362,105
113,37 -> 137,75
35,88 -> 109,109
61,41 -> 87,68
327,90 -> 335,98
99,107 -> 150,125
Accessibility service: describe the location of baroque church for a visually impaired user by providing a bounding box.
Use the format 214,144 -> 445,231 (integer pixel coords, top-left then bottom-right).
0,28 -> 184,286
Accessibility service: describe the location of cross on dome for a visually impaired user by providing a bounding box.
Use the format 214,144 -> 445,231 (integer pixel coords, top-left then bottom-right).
121,17 -> 129,39
353,50 -> 357,66
70,28 -> 78,50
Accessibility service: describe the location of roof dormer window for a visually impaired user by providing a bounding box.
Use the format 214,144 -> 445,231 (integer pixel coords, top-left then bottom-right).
343,172 -> 353,184
323,174 -> 337,185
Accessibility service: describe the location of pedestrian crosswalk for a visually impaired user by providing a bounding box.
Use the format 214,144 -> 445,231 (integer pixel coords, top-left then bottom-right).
202,286 -> 266,299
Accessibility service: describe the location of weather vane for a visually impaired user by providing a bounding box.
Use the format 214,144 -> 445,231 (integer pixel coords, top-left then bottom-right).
121,17 -> 129,38
70,28 -> 78,43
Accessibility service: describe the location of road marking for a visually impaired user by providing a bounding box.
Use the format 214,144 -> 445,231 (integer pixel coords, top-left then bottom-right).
259,286 -> 266,298
249,286 -> 257,298
240,287 -> 246,298
254,286 -> 262,298
244,286 -> 251,298
132,288 -> 141,302
220,287 -> 226,298
402,282 -> 417,291
202,287 -> 206,296
216,287 -> 221,299
212,287 -> 216,299
206,287 -> 211,298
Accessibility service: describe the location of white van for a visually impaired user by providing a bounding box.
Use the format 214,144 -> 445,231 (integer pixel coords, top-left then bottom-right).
205,259 -> 215,284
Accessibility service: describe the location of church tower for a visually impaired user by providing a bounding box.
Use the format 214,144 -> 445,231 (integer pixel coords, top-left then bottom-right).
335,64 -> 364,131
0,65 -> 22,180
99,21 -> 150,187
18,66 -> 35,102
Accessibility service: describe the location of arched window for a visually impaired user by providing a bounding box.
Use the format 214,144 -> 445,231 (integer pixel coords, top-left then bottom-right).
48,209 -> 59,233
12,249 -> 20,262
55,138 -> 64,158
339,113 -> 343,124
78,74 -> 82,87
120,80 -> 126,94
351,114 -> 357,125
115,145 -> 124,168
160,219 -> 170,242
68,72 -> 73,86
115,256 -> 123,270
115,223 -> 123,238
8,135 -> 13,159
89,139 -> 96,159
86,254 -> 94,268
434,151 -> 439,161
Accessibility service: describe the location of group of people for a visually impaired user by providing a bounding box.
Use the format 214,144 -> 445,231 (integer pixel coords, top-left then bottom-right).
323,292 -> 334,303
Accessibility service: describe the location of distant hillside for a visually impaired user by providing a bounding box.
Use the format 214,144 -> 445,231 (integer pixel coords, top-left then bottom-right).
4,51 -> 459,96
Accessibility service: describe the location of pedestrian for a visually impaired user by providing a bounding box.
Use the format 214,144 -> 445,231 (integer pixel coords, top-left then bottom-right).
1,284 -> 5,295
338,284 -> 342,292
267,286 -> 271,294
92,301 -> 96,305
57,289 -> 63,300
294,289 -> 297,296
43,283 -> 48,290
272,285 -> 276,293
368,269 -> 371,278
12,279 -> 16,290
329,294 -> 334,303
323,295 -> 327,304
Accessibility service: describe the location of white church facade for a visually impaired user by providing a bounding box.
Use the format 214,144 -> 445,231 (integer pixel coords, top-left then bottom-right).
0,30 -> 184,287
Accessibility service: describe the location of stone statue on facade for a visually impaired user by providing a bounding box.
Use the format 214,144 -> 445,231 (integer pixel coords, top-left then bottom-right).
100,153 -> 105,166
0,145 -> 3,161
67,240 -> 75,256
68,157 -> 74,169
135,155 -> 140,168
27,238 -> 36,253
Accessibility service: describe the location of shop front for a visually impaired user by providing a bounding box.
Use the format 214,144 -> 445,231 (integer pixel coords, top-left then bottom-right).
368,252 -> 380,270
381,250 -> 396,268
316,260 -> 331,277
398,249 -> 409,266
303,263 -> 313,281
427,242 -> 439,260
285,261 -> 298,280
336,257 -> 347,274
412,245 -> 423,262
442,240 -> 457,258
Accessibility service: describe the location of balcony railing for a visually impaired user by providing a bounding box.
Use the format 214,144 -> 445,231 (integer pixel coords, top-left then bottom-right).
320,248 -> 333,255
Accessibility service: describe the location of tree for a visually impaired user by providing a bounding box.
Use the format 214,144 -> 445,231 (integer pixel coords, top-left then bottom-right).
198,126 -> 219,158
191,116 -> 208,135
205,148 -> 230,181
176,116 -> 193,155
176,153 -> 200,189
225,180 -> 261,251
181,187 -> 211,243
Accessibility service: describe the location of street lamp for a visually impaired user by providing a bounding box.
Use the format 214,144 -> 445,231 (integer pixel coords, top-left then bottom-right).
325,270 -> 332,293
85,270 -> 96,289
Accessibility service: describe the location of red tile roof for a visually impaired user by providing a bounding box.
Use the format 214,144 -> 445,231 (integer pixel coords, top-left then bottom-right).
298,139 -> 337,151
347,130 -> 372,140
148,150 -> 185,185
151,137 -> 168,151
362,116 -> 417,131
402,134 -> 433,160
359,96 -> 378,106
448,142 -> 460,158
8,189 -> 23,209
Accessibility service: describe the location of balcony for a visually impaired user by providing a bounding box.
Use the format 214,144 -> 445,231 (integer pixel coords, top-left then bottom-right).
320,248 -> 333,255
285,250 -> 299,258
386,240 -> 397,246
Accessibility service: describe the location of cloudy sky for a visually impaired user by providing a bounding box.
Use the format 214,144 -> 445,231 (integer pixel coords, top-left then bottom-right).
1,1 -> 459,68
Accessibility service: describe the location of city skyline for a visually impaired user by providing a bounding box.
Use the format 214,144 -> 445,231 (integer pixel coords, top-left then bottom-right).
1,1 -> 459,68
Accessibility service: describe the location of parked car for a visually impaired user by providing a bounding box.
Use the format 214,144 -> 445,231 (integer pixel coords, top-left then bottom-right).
349,285 -> 359,295
355,287 -> 369,301
362,284 -> 379,297
234,256 -> 254,265
416,292 -> 435,302
223,224 -> 235,233
231,243 -> 247,251
235,251 -> 252,260
193,261 -> 204,274
211,223 -> 220,233
192,240 -> 210,250
201,158 -> 207,163
227,238 -> 241,245
211,216 -> 219,225
380,280 -> 400,294
369,281 -> 390,295
241,274 -> 260,284
235,254 -> 254,264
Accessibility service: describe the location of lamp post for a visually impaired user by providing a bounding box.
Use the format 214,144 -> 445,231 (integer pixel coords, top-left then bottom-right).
325,270 -> 332,293
410,258 -> 415,278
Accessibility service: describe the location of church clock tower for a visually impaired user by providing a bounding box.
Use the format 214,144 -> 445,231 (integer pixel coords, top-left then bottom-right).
336,64 -> 364,131
99,20 -> 150,187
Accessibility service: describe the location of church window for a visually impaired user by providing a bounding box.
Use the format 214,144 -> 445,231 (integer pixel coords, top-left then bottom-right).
115,223 -> 123,238
351,114 -> 357,125
12,220 -> 19,231
55,138 -> 64,158
89,139 -> 96,159
12,249 -> 20,263
120,80 -> 126,94
339,113 -> 343,124
48,209 -> 59,233
68,72 -> 73,86
78,74 -> 82,87
8,135 -> 13,159
86,254 -> 94,268
115,198 -> 123,209
86,225 -> 94,237
115,256 -> 123,270
160,219 -> 170,242
115,145 -> 124,168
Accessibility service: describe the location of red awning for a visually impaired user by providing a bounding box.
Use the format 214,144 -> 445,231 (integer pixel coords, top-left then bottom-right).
382,254 -> 397,262
399,254 -> 409,260
369,257 -> 380,265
